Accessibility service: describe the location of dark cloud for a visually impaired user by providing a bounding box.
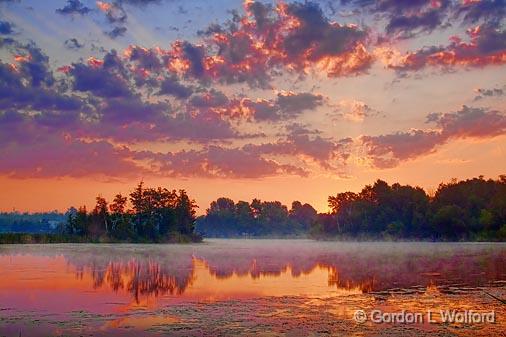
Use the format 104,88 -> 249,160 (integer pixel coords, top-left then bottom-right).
283,2 -> 367,62
102,48 -> 127,70
93,0 -> 168,43
237,98 -> 277,121
200,29 -> 273,87
54,48 -> 246,144
0,41 -> 87,121
69,51 -> 132,97
362,129 -> 444,168
281,1 -> 373,75
276,92 -> 324,116
90,118 -> 228,144
118,0 -> 162,6
246,1 -> 275,31
456,0 -> 506,25
64,38 -> 84,50
0,20 -> 13,34
208,92 -> 326,122
56,0 -> 92,15
95,0 -> 165,40
196,23 -> 223,36
193,1 -> 372,85
20,45 -> 54,87
473,86 -> 505,101
363,106 -> 506,168
344,0 -> 506,42
342,0 -> 505,40
179,41 -> 206,78
188,89 -> 229,108
157,112 -> 243,142
474,24 -> 506,54
125,45 -> 162,71
0,40 -> 54,87
386,10 -> 444,38
33,110 -> 81,129
5,45 -> 242,151
436,105 -> 506,139
97,1 -> 127,24
122,45 -> 165,86
0,80 -> 85,113
341,0 -> 451,39
375,0 -> 438,13
158,76 -> 193,98
70,63 -> 130,97
106,26 -> 127,39
388,24 -> 506,72
0,107 -> 82,147
0,37 -> 16,48
1,61 -> 241,152
100,96 -> 168,124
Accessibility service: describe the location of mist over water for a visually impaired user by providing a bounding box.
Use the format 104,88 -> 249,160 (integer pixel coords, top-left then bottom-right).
1,240 -> 505,336
1,240 -> 505,302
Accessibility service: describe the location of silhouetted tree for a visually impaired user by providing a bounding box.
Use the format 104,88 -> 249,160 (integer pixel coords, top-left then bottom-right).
197,198 -> 315,237
70,206 -> 89,236
175,190 -> 197,235
110,194 -> 127,214
61,182 -> 201,242
92,196 -> 109,235
315,176 -> 506,241
109,194 -> 132,239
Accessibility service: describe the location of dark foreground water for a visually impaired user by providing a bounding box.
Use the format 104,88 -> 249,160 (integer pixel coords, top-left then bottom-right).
0,240 -> 505,336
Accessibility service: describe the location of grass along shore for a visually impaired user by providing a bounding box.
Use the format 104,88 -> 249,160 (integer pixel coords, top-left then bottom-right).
0,232 -> 202,244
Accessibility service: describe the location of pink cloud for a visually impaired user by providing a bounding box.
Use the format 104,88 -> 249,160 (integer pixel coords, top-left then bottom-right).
363,106 -> 506,168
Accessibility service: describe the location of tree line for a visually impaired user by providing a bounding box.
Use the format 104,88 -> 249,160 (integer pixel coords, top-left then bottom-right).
1,176 -> 505,243
62,182 -> 201,243
197,176 -> 506,241
0,212 -> 65,233
196,198 -> 317,237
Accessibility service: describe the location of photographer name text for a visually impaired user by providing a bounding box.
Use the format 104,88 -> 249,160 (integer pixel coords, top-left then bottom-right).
353,309 -> 496,324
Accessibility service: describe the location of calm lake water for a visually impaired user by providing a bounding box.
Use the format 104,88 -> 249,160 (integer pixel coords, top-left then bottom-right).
1,240 -> 505,336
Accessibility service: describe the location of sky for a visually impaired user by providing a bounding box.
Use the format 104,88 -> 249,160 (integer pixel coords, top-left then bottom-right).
0,0 -> 505,214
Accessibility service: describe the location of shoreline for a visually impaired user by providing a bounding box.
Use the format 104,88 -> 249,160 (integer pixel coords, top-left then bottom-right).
0,232 -> 202,244
1,233 -> 505,244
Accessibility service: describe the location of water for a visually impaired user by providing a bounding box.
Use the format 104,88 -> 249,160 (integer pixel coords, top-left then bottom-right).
1,240 -> 505,336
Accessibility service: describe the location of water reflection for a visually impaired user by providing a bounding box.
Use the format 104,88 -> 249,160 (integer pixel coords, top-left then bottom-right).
85,260 -> 194,302
1,240 -> 505,309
